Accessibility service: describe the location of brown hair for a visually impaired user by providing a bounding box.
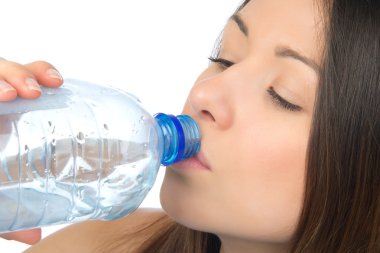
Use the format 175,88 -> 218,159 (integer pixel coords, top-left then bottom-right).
102,0 -> 380,252
291,0 -> 380,251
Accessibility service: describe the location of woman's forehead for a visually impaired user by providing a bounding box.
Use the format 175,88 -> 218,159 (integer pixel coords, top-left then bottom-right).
238,0 -> 322,30
235,0 -> 325,64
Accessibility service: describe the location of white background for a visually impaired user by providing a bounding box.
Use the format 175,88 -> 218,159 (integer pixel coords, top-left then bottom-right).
0,0 -> 241,252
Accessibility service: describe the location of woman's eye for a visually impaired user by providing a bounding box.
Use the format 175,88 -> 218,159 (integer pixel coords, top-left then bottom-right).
208,57 -> 235,69
208,57 -> 302,112
267,87 -> 302,112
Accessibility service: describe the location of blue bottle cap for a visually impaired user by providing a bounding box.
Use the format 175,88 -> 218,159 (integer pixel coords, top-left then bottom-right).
154,113 -> 200,166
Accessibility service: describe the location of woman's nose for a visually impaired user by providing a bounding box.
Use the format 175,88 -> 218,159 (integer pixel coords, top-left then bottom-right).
187,76 -> 233,130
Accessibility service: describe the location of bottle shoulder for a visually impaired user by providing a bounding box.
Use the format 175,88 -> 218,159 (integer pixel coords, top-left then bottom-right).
24,208 -> 167,253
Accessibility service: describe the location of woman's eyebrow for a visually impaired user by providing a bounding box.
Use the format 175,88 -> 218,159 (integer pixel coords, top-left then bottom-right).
231,14 -> 248,36
275,46 -> 320,74
230,14 -> 320,74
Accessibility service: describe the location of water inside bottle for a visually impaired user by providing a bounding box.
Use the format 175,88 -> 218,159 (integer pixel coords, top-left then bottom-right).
0,137 -> 157,231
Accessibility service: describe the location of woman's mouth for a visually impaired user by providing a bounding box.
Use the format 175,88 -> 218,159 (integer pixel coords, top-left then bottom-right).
170,151 -> 211,171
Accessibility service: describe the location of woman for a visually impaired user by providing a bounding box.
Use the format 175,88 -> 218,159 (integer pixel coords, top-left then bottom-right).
1,0 -> 379,252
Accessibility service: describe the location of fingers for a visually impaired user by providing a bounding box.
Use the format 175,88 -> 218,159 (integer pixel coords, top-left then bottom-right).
0,59 -> 63,101
24,61 -> 63,88
0,80 -> 17,101
0,59 -> 41,100
1,228 -> 42,245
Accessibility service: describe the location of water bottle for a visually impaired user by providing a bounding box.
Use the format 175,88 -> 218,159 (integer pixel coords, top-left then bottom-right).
0,79 -> 200,232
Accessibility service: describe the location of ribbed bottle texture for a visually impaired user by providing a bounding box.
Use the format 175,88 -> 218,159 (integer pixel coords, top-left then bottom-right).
0,79 -> 200,232
155,113 -> 200,166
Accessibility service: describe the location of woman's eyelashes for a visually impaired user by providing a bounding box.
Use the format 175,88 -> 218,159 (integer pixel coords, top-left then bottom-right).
208,56 -> 235,69
208,56 -> 302,112
267,87 -> 302,112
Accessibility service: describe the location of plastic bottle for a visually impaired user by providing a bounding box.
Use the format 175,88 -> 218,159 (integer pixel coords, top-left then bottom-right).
0,79 -> 200,232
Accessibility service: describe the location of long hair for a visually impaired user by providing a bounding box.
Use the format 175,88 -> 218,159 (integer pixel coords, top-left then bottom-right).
291,0 -> 380,252
101,0 -> 380,252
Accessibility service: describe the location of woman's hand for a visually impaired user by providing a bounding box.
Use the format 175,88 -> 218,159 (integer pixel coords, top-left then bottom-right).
0,58 -> 62,244
0,58 -> 63,101
1,229 -> 42,245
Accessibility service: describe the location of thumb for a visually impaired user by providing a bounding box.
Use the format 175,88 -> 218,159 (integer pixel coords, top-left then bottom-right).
1,228 -> 42,245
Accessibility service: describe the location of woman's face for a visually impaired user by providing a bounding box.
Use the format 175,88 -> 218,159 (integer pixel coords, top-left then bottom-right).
161,0 -> 324,248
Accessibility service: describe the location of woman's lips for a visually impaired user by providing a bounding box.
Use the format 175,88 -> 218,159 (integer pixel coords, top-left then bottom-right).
171,151 -> 211,171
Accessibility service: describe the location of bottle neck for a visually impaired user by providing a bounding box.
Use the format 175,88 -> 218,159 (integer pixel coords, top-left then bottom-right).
154,113 -> 200,166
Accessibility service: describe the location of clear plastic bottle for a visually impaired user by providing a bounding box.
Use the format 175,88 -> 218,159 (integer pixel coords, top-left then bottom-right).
0,79 -> 200,232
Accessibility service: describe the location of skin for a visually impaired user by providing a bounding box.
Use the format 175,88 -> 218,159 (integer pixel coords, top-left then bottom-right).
1,0 -> 324,252
1,229 -> 42,245
161,0 -> 324,252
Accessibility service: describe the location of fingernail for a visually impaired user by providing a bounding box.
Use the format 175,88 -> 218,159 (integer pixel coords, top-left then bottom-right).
46,68 -> 63,81
25,78 -> 41,92
0,80 -> 15,93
